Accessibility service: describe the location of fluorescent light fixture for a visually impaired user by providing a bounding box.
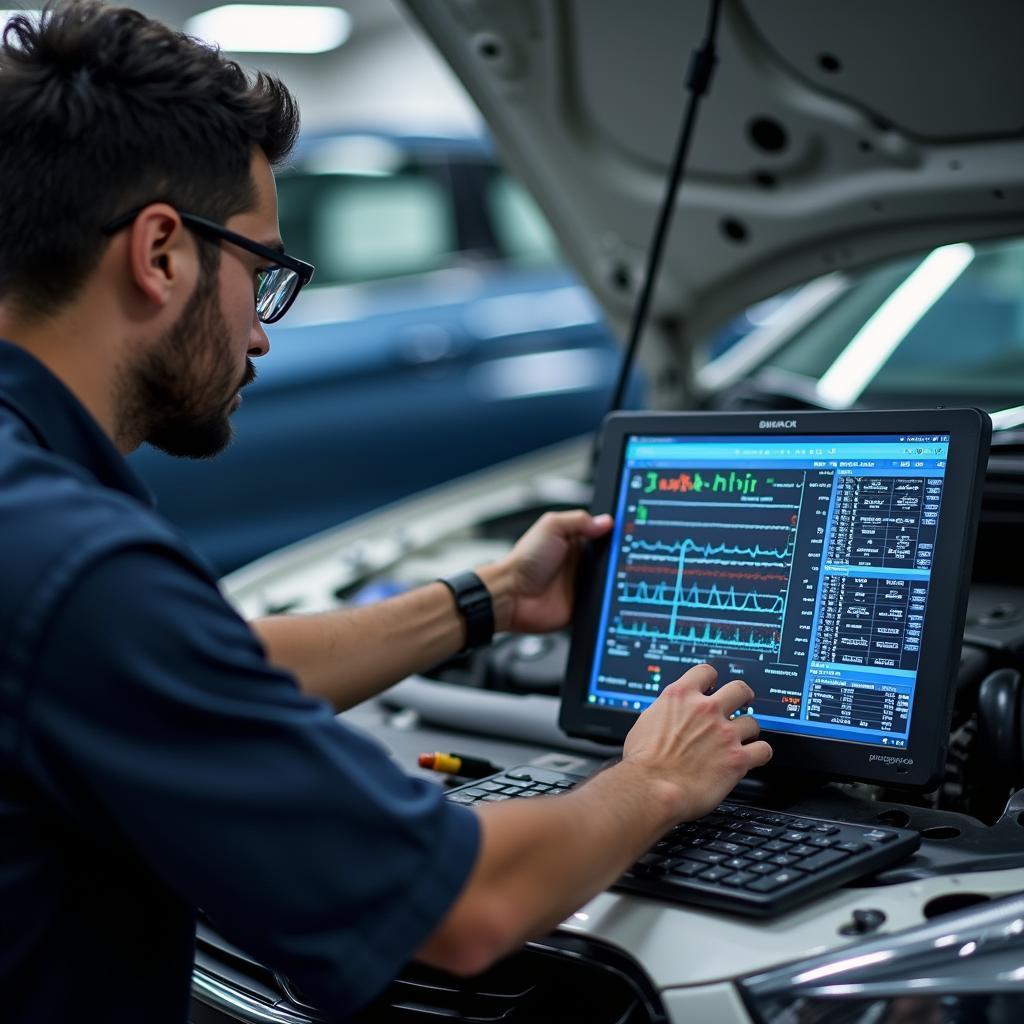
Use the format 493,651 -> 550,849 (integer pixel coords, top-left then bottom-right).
185,4 -> 351,54
816,242 -> 975,408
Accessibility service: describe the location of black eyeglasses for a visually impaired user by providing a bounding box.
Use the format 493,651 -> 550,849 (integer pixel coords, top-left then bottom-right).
102,207 -> 315,324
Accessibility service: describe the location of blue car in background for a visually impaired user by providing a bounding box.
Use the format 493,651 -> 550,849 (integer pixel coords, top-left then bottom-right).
129,130 -> 641,574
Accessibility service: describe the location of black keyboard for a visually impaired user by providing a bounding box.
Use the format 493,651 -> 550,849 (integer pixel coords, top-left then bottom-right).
446,766 -> 920,917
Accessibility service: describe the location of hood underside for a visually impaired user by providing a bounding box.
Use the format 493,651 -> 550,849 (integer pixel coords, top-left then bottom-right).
401,0 -> 1024,398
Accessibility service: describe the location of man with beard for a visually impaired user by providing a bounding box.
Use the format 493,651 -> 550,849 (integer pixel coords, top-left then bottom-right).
0,4 -> 771,1023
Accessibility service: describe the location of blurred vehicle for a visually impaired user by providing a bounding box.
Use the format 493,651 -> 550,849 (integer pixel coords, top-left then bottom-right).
129,129 -> 643,574
191,3 -> 1024,1023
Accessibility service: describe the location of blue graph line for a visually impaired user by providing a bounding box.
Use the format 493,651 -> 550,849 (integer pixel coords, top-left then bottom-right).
614,619 -> 781,654
631,537 -> 793,560
618,580 -> 784,614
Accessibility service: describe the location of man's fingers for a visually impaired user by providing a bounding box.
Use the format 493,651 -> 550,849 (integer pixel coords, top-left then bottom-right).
732,713 -> 761,743
666,663 -> 718,695
541,509 -> 613,540
743,739 -> 774,769
709,678 -> 754,714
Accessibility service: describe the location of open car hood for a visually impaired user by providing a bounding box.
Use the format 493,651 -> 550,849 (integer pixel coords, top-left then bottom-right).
401,0 -> 1024,400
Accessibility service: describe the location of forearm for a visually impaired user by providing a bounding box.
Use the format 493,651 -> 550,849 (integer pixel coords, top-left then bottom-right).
252,562 -> 515,710
417,760 -> 682,973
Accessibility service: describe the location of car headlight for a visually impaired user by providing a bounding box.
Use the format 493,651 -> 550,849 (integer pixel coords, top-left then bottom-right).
739,893 -> 1024,1023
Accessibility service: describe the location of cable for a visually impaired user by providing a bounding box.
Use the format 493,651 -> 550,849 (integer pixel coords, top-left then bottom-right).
600,0 -> 725,441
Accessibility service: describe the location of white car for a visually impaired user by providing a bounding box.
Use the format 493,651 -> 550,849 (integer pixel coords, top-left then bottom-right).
193,3 -> 1024,1022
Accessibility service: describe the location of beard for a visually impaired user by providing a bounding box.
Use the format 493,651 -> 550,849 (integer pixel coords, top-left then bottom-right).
126,271 -> 255,460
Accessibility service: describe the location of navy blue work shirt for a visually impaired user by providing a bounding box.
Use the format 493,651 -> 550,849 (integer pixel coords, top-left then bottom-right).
0,340 -> 479,1022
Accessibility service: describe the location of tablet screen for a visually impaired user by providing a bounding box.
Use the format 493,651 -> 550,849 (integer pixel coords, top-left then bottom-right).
586,431 -> 950,751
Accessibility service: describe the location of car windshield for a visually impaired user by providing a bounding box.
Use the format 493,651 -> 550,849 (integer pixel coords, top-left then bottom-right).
276,155 -> 560,288
745,236 -> 1024,411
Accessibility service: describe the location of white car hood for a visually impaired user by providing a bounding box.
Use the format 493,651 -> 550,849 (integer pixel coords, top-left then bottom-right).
401,0 -> 1024,397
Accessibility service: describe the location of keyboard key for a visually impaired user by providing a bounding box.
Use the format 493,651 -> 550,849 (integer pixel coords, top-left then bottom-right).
679,849 -> 726,865
799,848 -> 850,871
635,853 -> 663,867
707,841 -> 745,856
782,832 -> 810,844
747,869 -> 804,892
699,866 -> 731,882
482,793 -> 510,801
741,823 -> 785,839
862,829 -> 898,843
812,824 -> 840,835
518,789 -> 543,798
790,844 -> 817,857
669,860 -> 704,878
770,854 -> 799,867
746,849 -> 773,861
809,836 -> 836,848
722,871 -> 756,887
728,833 -> 765,848
448,793 -> 477,804
479,781 -> 505,792
497,777 -> 532,788
678,835 -> 707,849
762,840 -> 789,852
791,819 -> 816,830
504,770 -> 535,781
723,857 -> 751,870
837,841 -> 867,854
747,861 -> 777,875
553,780 -> 575,788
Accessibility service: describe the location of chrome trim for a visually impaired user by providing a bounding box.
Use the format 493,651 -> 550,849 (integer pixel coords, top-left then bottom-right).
192,967 -> 318,1024
742,892 -> 1024,1002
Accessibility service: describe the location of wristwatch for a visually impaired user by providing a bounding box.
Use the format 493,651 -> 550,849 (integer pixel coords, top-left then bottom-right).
438,571 -> 495,652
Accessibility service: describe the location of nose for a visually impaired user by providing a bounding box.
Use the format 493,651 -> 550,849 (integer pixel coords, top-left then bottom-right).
249,313 -> 270,358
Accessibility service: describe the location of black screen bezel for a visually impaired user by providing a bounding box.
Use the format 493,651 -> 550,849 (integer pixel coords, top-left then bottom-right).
559,408 -> 991,790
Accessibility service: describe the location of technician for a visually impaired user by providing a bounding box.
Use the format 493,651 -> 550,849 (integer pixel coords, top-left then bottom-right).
0,4 -> 772,1021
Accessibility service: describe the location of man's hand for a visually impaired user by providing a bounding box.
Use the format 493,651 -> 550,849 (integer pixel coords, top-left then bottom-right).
621,663 -> 773,822
419,661 -> 772,976
478,510 -> 613,635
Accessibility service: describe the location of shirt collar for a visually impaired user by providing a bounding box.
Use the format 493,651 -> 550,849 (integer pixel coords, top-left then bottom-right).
0,338 -> 155,506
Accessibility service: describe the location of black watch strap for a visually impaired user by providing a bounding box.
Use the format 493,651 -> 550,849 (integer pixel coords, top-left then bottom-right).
438,570 -> 495,652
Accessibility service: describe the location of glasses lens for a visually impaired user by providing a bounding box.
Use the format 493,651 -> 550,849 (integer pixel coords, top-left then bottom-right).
255,266 -> 299,324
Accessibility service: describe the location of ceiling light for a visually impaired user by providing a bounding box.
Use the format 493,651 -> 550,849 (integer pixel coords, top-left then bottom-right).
185,4 -> 351,54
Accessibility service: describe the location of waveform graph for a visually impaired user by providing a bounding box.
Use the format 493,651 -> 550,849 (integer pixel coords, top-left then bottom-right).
611,466 -> 804,665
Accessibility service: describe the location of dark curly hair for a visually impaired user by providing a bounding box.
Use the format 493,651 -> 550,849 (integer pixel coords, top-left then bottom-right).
0,1 -> 300,317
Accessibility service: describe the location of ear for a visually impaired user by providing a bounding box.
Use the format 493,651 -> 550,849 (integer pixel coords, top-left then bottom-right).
125,204 -> 198,310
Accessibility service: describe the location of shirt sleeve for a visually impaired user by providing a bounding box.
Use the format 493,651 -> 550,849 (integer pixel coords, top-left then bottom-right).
21,542 -> 480,1017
